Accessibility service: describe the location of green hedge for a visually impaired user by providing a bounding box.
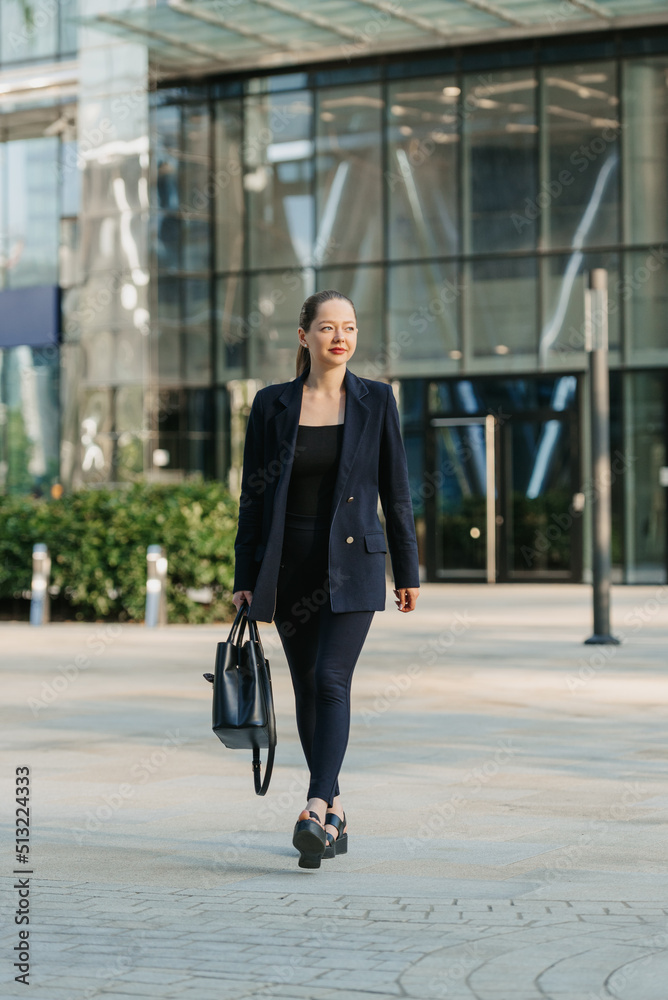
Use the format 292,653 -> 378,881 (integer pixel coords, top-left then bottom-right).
0,481 -> 239,623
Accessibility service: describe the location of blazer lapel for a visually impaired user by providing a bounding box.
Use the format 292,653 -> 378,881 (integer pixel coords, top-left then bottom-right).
330,367 -> 370,518
271,371 -> 306,492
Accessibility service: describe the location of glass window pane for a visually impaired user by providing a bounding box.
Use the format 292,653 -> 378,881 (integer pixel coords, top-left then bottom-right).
317,266 -> 384,373
624,372 -> 666,583
60,0 -> 78,56
507,407 -> 577,577
157,276 -> 181,379
463,70 -> 538,253
246,91 -> 314,270
154,212 -> 181,272
60,141 -> 81,218
625,248 -> 668,357
214,99 -> 244,273
1,0 -> 58,63
183,278 -> 211,381
543,62 -> 620,249
387,77 -> 459,260
248,269 -> 314,383
187,388 -> 214,433
623,57 -> 668,244
469,256 -> 537,359
0,143 -> 6,290
0,346 -> 60,494
315,85 -> 383,264
540,252 -> 620,365
215,275 -> 246,379
182,217 -> 210,272
6,138 -> 59,287
116,387 -> 145,482
182,104 -> 210,211
388,261 -> 460,373
154,104 -> 181,212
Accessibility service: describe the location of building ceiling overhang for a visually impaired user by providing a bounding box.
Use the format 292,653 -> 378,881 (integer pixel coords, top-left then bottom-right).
79,0 -> 668,79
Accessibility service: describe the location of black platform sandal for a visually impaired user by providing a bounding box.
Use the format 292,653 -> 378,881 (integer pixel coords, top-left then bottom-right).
292,811 -> 327,869
323,811 -> 347,859
203,673 -> 214,683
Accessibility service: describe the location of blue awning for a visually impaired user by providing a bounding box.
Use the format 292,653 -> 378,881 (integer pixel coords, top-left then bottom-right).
0,285 -> 60,348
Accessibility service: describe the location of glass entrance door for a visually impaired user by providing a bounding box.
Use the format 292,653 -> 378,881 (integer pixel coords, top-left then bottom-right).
424,375 -> 582,583
427,416 -> 496,581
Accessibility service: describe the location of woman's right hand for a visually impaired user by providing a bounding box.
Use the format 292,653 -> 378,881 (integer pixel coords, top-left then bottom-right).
232,590 -> 253,612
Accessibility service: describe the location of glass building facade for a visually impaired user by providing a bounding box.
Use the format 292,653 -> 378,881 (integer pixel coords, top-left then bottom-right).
148,33 -> 668,583
1,7 -> 667,583
0,5 -> 78,496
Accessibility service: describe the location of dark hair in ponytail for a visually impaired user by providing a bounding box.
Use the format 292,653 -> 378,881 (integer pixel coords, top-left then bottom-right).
296,289 -> 356,377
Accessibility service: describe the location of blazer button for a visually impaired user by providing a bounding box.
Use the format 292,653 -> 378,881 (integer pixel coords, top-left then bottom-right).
346,496 -> 354,502
346,536 -> 354,544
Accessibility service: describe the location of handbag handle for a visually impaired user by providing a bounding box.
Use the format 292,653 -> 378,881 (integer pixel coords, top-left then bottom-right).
246,615 -> 275,796
252,744 -> 275,796
226,600 -> 249,645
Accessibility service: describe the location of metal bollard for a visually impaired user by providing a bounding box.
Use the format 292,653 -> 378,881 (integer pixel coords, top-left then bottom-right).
30,544 -> 51,626
145,545 -> 168,627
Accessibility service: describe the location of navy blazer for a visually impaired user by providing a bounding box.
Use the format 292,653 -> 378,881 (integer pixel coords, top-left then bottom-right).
233,367 -> 420,623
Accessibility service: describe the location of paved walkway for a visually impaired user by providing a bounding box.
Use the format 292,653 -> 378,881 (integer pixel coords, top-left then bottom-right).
2,584 -> 668,999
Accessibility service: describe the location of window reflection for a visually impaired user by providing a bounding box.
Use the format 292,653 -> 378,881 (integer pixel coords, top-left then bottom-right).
315,85 -> 383,264
216,275 -> 246,378
468,256 -> 537,358
183,278 -> 211,381
540,252 -> 620,364
387,77 -> 459,259
248,269 -> 314,383
388,261 -> 460,370
5,138 -> 59,288
623,57 -> 668,244
624,372 -> 666,583
625,249 -> 668,356
543,62 -> 619,249
246,91 -> 314,269
463,70 -> 538,253
214,100 -> 244,273
0,347 -> 59,494
1,0 -> 58,63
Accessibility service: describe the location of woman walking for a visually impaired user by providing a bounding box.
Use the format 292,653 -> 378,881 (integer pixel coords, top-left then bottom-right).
232,289 -> 420,868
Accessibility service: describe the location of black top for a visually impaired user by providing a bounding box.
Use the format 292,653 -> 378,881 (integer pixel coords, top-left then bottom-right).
285,423 -> 345,518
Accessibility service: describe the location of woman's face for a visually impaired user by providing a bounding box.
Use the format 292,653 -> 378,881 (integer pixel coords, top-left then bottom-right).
299,298 -> 357,369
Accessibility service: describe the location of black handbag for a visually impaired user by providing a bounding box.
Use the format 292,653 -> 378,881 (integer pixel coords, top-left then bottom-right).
211,602 -> 276,795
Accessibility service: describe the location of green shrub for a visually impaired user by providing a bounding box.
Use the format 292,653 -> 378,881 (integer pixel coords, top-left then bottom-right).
0,481 -> 239,623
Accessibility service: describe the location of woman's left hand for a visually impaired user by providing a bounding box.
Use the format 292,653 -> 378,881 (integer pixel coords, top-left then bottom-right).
394,587 -> 419,613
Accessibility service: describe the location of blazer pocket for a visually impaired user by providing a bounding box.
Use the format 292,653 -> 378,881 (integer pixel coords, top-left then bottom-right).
254,542 -> 266,562
364,531 -> 387,553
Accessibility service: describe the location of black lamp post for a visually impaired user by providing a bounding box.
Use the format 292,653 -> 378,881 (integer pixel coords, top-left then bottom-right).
584,268 -> 619,645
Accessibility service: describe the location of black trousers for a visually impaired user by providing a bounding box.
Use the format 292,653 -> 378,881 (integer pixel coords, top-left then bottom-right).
274,511 -> 374,807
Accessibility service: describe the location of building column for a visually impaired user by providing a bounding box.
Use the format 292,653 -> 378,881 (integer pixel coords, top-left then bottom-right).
61,0 -> 150,489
